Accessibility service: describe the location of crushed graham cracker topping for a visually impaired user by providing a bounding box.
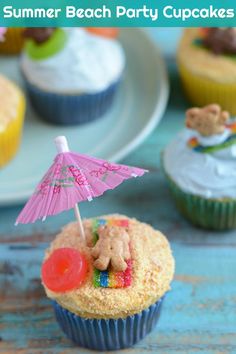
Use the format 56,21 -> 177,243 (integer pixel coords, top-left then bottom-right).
43,214 -> 175,319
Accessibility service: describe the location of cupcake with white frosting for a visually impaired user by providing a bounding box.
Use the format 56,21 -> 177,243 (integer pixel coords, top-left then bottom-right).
21,28 -> 125,125
163,104 -> 236,230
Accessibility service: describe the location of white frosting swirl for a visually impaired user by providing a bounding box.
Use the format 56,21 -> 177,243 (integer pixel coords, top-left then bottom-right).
163,129 -> 236,199
195,129 -> 231,147
21,28 -> 125,94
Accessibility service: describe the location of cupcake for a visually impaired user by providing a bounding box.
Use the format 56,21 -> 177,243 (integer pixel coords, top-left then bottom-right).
21,28 -> 125,125
178,28 -> 236,115
0,28 -> 24,54
41,215 -> 174,350
163,103 -> 236,230
0,74 -> 26,168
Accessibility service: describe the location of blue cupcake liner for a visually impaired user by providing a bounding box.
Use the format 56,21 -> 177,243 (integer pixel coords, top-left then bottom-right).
53,296 -> 164,351
24,78 -> 121,125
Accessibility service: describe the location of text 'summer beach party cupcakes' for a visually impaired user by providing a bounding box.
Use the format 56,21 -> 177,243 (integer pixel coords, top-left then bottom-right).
163,104 -> 236,230
0,28 -> 25,54
0,74 -> 26,168
21,27 -> 125,125
178,28 -> 236,115
41,215 -> 174,350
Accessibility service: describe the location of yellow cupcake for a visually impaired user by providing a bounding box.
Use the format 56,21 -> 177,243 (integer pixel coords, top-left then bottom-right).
0,75 -> 26,168
0,28 -> 24,54
42,214 -> 175,319
177,28 -> 236,115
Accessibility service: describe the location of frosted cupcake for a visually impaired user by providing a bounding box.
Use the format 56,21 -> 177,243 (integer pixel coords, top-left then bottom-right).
163,104 -> 236,230
21,28 -> 125,125
0,28 -> 24,54
41,214 -> 174,350
178,28 -> 236,115
0,74 -> 25,168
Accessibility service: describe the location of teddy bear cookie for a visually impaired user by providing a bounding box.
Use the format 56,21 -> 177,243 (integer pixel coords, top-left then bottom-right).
41,214 -> 174,350
92,224 -> 130,272
186,104 -> 229,136
186,104 -> 236,157
163,104 -> 236,230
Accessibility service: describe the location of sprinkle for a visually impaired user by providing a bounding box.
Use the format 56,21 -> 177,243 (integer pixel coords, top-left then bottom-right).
100,271 -> 109,287
93,268 -> 100,288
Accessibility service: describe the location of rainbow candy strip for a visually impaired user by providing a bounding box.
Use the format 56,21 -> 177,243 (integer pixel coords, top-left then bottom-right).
92,219 -> 132,288
187,122 -> 236,153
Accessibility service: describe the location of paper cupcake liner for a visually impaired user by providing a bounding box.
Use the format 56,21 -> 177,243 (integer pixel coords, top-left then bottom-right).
164,171 -> 236,230
178,62 -> 236,115
0,28 -> 24,55
24,78 -> 121,125
0,94 -> 25,168
53,296 -> 164,351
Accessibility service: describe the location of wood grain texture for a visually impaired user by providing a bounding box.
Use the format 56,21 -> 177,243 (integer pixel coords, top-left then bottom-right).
1,59 -> 236,353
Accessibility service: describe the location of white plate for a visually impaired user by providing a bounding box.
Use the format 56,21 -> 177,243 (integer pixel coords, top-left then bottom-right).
0,28 -> 169,206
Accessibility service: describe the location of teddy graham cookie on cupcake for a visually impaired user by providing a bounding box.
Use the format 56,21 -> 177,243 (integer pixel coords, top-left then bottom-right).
163,103 -> 236,230
41,215 -> 175,350
178,28 -> 236,115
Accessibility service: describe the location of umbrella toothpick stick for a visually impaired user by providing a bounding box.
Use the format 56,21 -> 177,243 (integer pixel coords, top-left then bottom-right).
74,204 -> 85,240
55,136 -> 85,241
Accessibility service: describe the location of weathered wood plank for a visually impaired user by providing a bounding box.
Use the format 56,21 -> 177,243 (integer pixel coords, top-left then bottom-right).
1,59 -> 236,353
0,238 -> 236,353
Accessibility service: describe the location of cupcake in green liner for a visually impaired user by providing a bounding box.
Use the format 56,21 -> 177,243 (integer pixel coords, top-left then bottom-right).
20,28 -> 125,125
163,104 -> 236,230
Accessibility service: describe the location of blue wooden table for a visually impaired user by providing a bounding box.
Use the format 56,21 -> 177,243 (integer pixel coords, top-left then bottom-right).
1,30 -> 236,353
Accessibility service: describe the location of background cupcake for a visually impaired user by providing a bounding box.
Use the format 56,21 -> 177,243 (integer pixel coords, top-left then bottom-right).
163,104 -> 236,230
21,27 -> 125,125
0,28 -> 24,54
0,74 -> 25,168
41,215 -> 174,350
177,28 -> 236,115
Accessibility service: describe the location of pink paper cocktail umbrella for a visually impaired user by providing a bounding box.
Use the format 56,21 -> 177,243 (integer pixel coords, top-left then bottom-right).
16,136 -> 148,239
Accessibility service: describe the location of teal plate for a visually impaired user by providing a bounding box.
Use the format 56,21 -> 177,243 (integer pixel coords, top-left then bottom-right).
0,28 -> 169,206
